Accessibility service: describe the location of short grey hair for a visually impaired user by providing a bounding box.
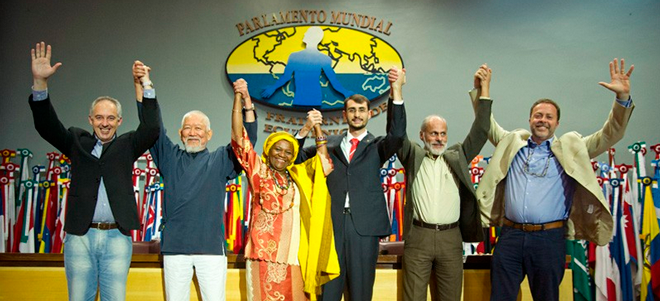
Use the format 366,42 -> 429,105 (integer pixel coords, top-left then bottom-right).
181,110 -> 211,130
90,96 -> 122,118
420,115 -> 447,132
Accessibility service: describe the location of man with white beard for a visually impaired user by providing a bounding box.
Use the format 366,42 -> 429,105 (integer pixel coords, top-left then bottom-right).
133,62 -> 257,301
391,65 -> 492,301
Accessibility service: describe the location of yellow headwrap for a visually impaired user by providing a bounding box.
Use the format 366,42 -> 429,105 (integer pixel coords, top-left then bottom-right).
261,131 -> 299,169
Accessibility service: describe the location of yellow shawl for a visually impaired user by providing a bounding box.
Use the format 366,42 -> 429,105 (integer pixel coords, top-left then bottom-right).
290,155 -> 340,299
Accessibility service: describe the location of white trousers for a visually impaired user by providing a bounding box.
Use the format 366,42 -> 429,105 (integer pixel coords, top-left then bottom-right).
163,254 -> 228,301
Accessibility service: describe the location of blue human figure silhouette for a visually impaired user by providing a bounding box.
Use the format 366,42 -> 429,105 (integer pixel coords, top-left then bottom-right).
261,27 -> 354,107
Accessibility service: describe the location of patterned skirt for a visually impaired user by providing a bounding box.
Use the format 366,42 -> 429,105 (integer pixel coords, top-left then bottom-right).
246,259 -> 309,301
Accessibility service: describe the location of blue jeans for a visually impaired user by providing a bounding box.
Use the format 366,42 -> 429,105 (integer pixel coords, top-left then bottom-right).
490,226 -> 566,301
64,229 -> 133,301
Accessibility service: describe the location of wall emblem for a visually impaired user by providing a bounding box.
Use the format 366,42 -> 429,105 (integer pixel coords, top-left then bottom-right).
226,25 -> 403,111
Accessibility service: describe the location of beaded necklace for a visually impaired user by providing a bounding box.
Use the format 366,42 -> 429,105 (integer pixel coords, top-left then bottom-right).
258,165 -> 296,215
269,165 -> 292,192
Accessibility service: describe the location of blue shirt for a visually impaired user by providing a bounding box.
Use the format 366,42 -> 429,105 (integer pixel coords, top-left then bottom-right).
504,138 -> 574,224
91,138 -> 116,222
136,90 -> 257,255
504,97 -> 632,224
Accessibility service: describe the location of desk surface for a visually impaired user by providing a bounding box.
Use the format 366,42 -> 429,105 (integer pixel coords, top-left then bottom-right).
0,253 -> 495,269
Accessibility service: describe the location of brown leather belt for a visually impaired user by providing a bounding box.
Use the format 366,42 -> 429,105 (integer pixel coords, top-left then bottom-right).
413,219 -> 459,231
89,222 -> 118,230
503,218 -> 564,232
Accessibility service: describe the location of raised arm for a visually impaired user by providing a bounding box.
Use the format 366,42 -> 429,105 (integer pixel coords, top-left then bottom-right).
388,66 -> 405,101
29,41 -> 72,154
240,80 -> 256,124
386,66 -> 412,160
461,65 -> 493,160
470,64 -> 507,146
306,110 -> 333,175
473,64 -> 491,100
379,66 -> 406,161
232,78 -> 250,146
231,82 -> 245,142
132,60 -> 153,103
294,109 -> 320,164
583,58 -> 635,157
31,41 -> 62,91
131,63 -> 161,157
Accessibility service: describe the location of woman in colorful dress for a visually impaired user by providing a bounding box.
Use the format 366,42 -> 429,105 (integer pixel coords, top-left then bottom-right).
230,79 -> 339,301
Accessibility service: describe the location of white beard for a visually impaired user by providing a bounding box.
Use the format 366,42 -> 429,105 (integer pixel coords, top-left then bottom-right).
184,139 -> 206,153
424,140 -> 445,157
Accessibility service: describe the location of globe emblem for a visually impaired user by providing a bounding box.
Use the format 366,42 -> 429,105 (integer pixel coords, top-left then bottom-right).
226,25 -> 404,111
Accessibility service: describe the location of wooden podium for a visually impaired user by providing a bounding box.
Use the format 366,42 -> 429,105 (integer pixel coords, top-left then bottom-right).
0,251 -> 573,300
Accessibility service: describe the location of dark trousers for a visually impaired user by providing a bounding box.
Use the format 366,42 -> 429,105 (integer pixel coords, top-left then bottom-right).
403,225 -> 463,301
490,226 -> 566,301
320,211 -> 380,301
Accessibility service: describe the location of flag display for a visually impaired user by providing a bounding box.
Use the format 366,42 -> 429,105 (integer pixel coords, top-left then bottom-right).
2,140 -> 659,301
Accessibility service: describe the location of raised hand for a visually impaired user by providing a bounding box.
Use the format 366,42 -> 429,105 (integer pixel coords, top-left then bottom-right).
299,109 -> 323,138
388,66 -> 406,88
598,58 -> 634,100
132,60 -> 151,84
388,66 -> 406,100
307,109 -> 323,127
233,78 -> 250,100
31,42 -> 62,90
473,64 -> 492,98
473,64 -> 491,88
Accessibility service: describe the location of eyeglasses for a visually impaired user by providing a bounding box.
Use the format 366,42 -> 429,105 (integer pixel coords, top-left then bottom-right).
522,146 -> 553,178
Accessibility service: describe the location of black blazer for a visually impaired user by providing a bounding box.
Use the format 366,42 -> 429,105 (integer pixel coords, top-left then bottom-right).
29,96 -> 160,235
298,99 -> 406,237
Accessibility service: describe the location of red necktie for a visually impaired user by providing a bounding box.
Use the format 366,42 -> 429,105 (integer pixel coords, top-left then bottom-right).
349,138 -> 359,162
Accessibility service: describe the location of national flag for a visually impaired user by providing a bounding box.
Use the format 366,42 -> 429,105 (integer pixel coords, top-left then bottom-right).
17,180 -> 36,253
594,175 -> 620,301
641,177 -> 660,301
621,173 -> 643,294
568,239 -> 593,301
131,163 -> 144,242
142,183 -> 158,242
2,162 -> 19,250
153,183 -> 163,241
0,174 -> 11,253
594,243 -> 618,301
609,177 -> 634,300
38,178 -> 57,253
51,179 -> 69,253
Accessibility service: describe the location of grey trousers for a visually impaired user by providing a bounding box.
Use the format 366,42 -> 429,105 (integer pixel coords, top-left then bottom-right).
402,225 -> 463,301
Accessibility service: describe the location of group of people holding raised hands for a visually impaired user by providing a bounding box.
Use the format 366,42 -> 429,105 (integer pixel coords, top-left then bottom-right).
29,40 -> 634,301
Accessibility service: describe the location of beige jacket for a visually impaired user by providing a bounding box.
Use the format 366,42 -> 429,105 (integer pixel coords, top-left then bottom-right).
471,90 -> 634,245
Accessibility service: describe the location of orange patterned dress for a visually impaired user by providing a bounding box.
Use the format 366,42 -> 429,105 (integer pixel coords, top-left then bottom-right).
232,129 -> 308,301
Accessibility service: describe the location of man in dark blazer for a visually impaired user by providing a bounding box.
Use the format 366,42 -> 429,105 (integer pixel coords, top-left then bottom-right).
28,42 -> 160,301
390,66 -> 491,301
296,68 -> 407,301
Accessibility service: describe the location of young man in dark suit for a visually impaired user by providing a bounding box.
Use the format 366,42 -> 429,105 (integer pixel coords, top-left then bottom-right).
296,67 -> 406,301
